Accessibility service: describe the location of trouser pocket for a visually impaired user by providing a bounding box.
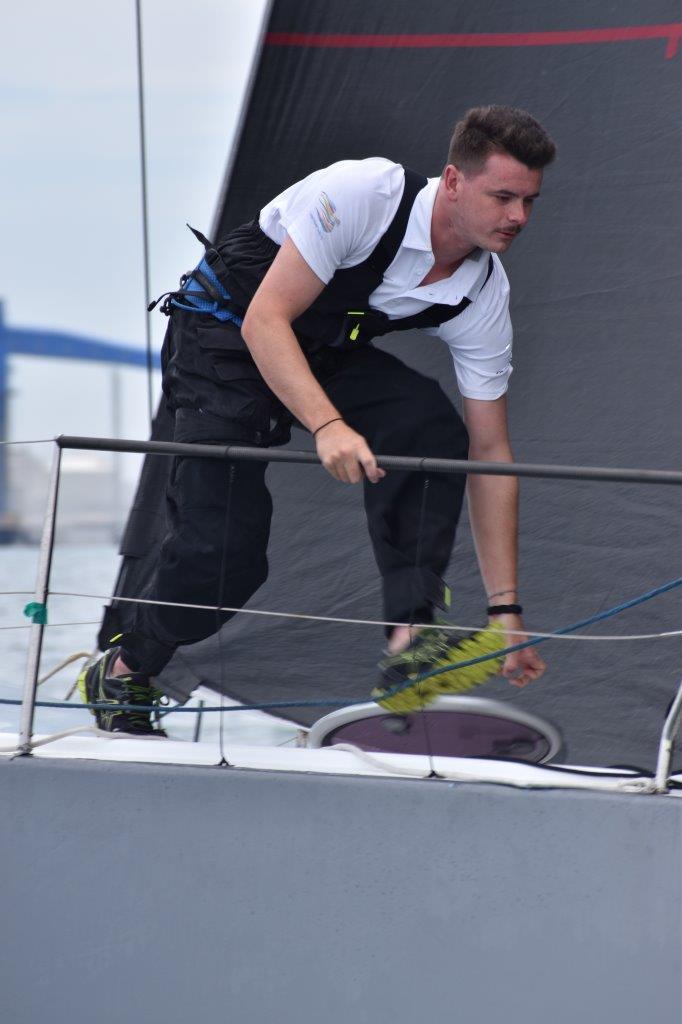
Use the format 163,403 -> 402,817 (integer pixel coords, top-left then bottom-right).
167,314 -> 292,444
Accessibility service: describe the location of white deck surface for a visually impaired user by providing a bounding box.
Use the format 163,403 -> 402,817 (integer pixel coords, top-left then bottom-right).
0,729 -> 676,794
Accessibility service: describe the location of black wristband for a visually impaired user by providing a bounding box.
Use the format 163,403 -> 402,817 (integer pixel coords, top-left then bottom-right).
487,603 -> 523,616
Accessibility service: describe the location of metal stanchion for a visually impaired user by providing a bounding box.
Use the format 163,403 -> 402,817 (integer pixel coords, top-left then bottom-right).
193,700 -> 206,743
654,679 -> 682,793
17,445 -> 63,755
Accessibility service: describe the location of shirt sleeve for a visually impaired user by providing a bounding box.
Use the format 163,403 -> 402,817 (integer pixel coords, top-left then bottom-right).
262,159 -> 404,285
432,257 -> 513,400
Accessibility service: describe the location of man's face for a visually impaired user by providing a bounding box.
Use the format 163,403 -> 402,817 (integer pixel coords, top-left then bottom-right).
446,152 -> 543,254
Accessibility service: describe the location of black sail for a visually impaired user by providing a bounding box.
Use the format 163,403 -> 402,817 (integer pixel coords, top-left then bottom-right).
109,0 -> 682,767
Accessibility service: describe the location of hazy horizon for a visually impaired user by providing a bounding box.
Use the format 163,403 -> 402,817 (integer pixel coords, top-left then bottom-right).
2,0 -> 268,478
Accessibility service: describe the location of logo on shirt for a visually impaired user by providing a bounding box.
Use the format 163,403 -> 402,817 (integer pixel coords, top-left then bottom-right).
310,191 -> 340,237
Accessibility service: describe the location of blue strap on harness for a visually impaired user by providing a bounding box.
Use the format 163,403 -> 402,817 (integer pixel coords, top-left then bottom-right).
170,257 -> 244,327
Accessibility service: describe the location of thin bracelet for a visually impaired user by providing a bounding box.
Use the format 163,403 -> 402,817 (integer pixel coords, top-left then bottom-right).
313,417 -> 343,437
487,588 -> 518,600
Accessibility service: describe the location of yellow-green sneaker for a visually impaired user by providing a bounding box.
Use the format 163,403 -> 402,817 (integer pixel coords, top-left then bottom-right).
372,623 -> 506,714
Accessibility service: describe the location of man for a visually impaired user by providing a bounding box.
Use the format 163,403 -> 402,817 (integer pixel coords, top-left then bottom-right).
81,105 -> 554,735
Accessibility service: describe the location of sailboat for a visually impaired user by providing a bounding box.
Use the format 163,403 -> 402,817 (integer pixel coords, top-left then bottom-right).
2,3 -> 682,1021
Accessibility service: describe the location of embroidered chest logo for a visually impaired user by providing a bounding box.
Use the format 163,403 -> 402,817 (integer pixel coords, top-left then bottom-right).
310,191 -> 341,236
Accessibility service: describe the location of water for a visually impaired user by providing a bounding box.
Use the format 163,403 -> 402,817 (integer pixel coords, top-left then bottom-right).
0,543 -> 298,747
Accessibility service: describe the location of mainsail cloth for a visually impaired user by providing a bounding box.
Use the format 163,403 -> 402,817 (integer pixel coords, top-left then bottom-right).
110,0 -> 682,767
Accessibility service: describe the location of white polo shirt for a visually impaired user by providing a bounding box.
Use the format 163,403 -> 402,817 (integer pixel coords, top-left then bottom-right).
259,158 -> 513,400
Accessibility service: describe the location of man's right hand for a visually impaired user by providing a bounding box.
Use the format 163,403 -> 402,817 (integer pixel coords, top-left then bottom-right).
315,420 -> 386,484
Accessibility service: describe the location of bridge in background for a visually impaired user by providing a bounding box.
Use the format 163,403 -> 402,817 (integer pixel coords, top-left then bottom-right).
0,301 -> 160,540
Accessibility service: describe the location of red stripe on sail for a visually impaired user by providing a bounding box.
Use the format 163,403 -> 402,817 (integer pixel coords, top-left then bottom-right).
266,24 -> 682,59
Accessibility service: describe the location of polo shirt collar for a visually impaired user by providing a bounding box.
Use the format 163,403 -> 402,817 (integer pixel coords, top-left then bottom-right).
402,176 -> 492,300
402,177 -> 439,253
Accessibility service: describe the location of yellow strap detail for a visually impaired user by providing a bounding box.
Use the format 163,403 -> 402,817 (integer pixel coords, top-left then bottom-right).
347,310 -> 365,343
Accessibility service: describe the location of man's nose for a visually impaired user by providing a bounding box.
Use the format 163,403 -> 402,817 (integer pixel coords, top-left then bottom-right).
508,199 -> 528,226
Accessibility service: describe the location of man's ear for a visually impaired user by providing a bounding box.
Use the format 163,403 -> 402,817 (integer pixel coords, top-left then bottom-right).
443,164 -> 464,200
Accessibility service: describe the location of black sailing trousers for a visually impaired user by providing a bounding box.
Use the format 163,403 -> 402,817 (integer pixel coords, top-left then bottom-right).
121,309 -> 469,676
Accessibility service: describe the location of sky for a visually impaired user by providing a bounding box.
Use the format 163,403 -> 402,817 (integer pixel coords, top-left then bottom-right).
1,0 -> 268,476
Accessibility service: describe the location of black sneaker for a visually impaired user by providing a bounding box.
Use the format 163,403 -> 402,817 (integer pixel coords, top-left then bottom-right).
77,647 -> 167,737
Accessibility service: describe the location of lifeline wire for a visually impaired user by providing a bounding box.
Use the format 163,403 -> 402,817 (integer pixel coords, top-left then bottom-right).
0,621 -> 100,632
408,473 -> 436,776
0,438 -> 54,446
45,590 -> 682,641
216,463 -> 237,765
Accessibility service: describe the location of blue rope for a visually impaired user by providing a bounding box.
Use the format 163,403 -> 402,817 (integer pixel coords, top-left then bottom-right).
0,698 -> 360,713
395,575 -> 682,696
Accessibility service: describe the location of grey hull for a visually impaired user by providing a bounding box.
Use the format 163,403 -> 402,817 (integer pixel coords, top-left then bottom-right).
1,756 -> 680,1023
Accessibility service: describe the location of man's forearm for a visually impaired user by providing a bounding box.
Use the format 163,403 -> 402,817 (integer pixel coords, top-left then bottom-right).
241,312 -> 339,432
466,467 -> 519,600
242,302 -> 383,486
239,238 -> 383,486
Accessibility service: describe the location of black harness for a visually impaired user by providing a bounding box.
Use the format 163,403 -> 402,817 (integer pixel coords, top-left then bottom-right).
161,167 -> 494,352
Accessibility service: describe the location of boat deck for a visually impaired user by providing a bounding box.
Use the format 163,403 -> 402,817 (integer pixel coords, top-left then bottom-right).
2,729 -> 678,794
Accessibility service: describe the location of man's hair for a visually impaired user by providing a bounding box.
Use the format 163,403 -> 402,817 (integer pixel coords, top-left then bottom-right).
447,105 -> 556,175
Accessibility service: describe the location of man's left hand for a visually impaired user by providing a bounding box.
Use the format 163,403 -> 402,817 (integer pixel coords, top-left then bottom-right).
492,613 -> 546,688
